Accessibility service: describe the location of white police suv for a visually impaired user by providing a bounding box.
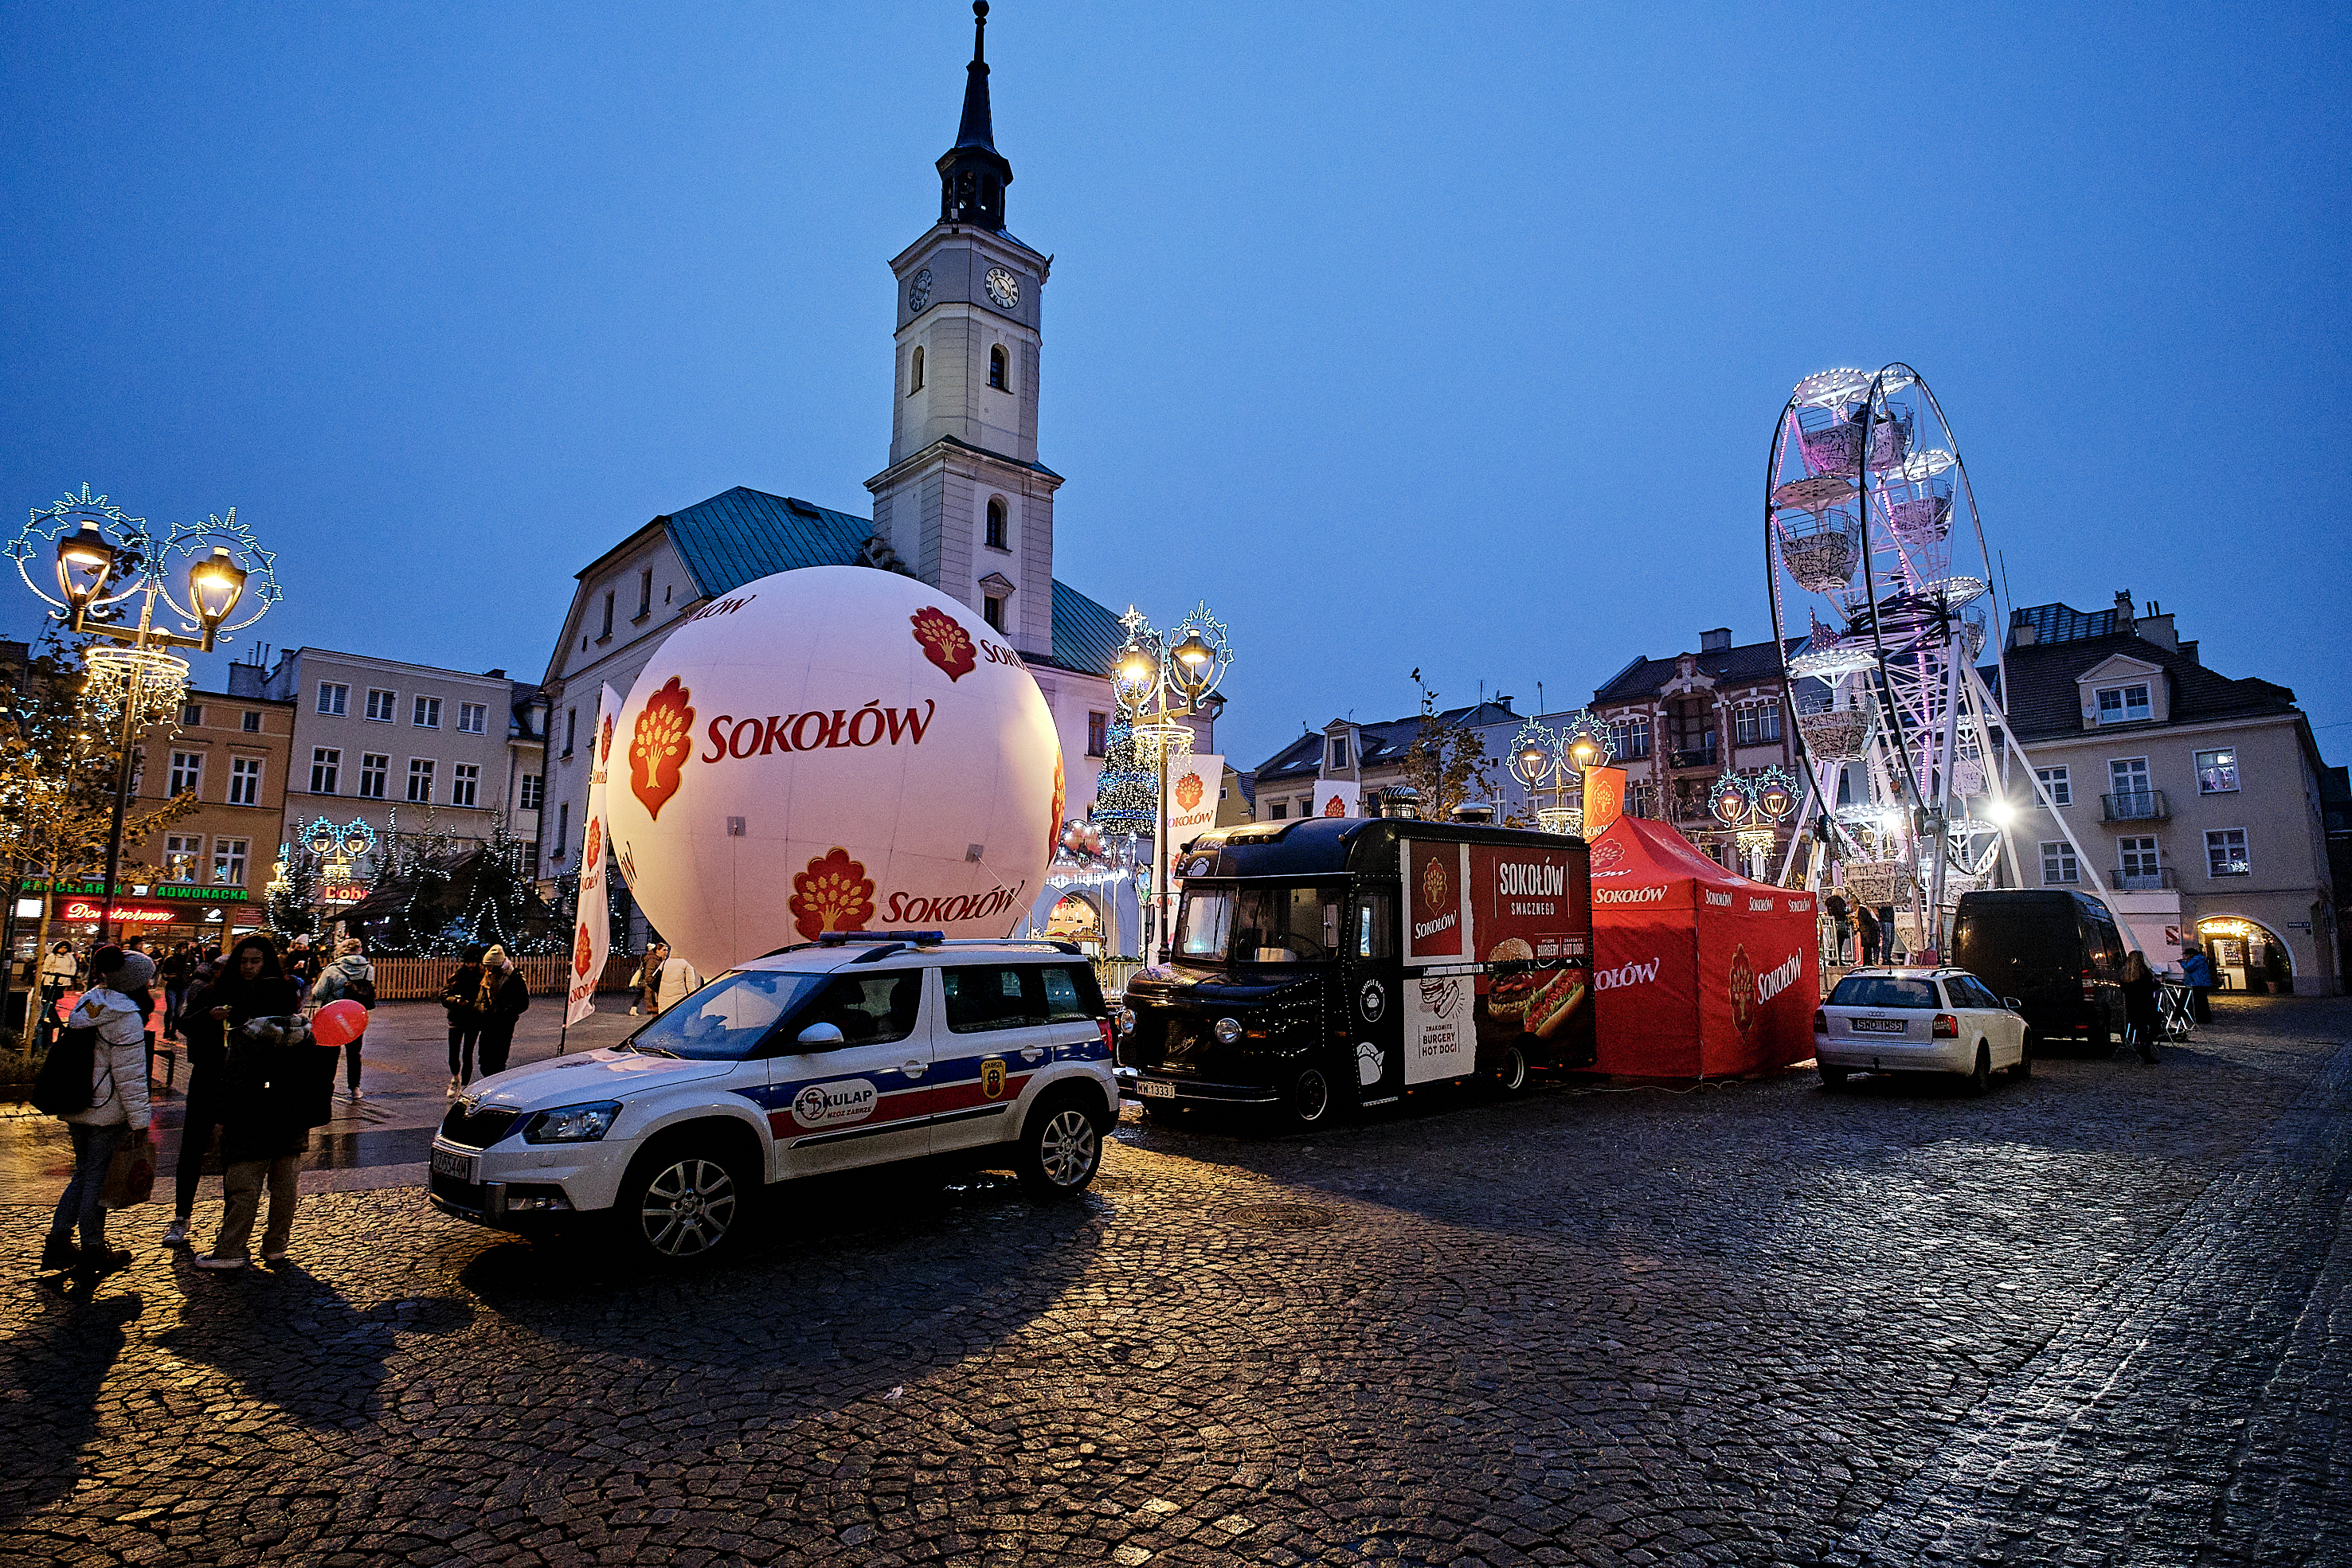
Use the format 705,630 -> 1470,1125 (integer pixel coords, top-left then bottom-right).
428,933 -> 1120,1264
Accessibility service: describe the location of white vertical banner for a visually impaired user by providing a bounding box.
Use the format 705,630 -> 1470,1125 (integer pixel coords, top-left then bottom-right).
1164,753 -> 1224,847
565,683 -> 624,1026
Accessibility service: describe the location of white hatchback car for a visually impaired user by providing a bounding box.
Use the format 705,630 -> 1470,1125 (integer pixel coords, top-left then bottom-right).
428,934 -> 1121,1263
1814,966 -> 2030,1093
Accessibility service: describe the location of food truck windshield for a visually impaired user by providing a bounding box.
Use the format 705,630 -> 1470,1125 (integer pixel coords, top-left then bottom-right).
1175,882 -> 1345,964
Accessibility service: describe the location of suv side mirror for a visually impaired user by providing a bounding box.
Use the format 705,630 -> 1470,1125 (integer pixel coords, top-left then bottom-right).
796,1022 -> 845,1049
2003,997 -> 2022,1011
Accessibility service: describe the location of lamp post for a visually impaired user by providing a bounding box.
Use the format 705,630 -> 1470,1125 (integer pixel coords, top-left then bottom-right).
7,488 -> 280,941
1708,765 -> 1801,881
1112,603 -> 1232,962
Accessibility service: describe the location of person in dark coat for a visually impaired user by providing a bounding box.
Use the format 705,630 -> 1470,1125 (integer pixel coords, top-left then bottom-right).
1822,893 -> 1852,964
440,944 -> 487,1096
1854,904 -> 1882,966
168,935 -> 302,1249
197,995 -> 339,1270
475,944 -> 530,1079
2179,943 -> 2213,1023
2119,952 -> 2161,1064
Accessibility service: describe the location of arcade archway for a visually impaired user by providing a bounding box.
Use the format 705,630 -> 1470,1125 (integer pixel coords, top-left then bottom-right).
2194,914 -> 2293,993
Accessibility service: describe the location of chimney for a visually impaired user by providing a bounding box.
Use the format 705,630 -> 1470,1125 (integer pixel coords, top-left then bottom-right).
2132,609 -> 2177,651
1700,628 -> 1732,653
2112,589 -> 2135,624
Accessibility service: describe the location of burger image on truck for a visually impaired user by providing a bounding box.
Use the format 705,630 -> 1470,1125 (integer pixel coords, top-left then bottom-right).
1118,817 -> 1595,1128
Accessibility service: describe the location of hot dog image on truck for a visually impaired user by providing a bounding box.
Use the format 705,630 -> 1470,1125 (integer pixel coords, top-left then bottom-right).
1117,817 -> 1595,1128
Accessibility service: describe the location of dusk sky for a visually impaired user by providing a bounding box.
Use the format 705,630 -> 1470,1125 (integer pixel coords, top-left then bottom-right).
5,2 -> 2346,773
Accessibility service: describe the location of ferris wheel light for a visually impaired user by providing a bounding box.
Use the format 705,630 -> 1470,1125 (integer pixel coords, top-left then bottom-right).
1986,798 -> 2016,826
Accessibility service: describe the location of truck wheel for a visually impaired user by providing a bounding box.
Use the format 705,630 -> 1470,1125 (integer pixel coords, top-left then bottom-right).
1282,1065 -> 1336,1130
616,1133 -> 757,1267
1489,1044 -> 1529,1095
1015,1090 -> 1103,1199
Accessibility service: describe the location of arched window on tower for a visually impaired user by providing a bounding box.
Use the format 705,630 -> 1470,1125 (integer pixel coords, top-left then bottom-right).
985,498 -> 1008,550
909,345 -> 925,394
988,344 -> 1008,390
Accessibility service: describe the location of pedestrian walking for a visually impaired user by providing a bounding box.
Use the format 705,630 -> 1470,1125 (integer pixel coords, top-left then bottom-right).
654,947 -> 703,1015
440,945 -> 486,1095
310,937 -> 377,1099
164,935 -> 299,1249
1854,904 -> 1882,966
39,940 -> 78,1004
197,1007 -> 340,1271
475,944 -> 530,1078
2179,943 -> 2213,1023
160,942 -> 196,1040
2120,951 -> 2161,1064
40,947 -> 155,1277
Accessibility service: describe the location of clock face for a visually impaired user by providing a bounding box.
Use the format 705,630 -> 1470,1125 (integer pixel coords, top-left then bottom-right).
984,267 -> 1019,311
906,268 -> 933,314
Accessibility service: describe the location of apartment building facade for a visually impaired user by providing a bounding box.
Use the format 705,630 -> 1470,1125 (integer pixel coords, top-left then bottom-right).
2000,593 -> 2338,995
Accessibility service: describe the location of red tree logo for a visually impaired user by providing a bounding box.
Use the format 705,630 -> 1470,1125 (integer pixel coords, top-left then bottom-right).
1322,794 -> 1345,817
1047,753 -> 1065,864
583,815 -> 601,875
1422,856 -> 1449,911
629,677 -> 695,819
599,712 -> 615,764
1728,944 -> 1757,1037
573,921 -> 594,978
910,605 -> 976,682
790,847 -> 876,941
1174,769 -> 1203,813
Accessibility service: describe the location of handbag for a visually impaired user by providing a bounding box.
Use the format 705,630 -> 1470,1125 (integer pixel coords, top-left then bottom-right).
101,1137 -> 157,1206
31,1024 -> 98,1116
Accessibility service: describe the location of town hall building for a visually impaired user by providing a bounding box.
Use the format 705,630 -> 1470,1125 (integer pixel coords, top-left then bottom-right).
534,3 -> 1141,921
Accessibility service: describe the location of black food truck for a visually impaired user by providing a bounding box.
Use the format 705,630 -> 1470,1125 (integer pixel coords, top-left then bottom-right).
1117,817 -> 1595,1128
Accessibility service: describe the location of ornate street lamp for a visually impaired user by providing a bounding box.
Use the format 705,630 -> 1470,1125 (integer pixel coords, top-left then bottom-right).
1111,601 -> 1233,961
7,487 -> 280,938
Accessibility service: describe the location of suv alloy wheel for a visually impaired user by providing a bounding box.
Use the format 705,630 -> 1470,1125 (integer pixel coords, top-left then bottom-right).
1016,1092 -> 1103,1198
1960,1042 -> 1991,1097
620,1138 -> 755,1265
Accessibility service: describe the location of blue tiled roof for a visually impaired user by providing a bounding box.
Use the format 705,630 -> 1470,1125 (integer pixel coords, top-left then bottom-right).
663,487 -> 877,598
654,485 -> 1120,681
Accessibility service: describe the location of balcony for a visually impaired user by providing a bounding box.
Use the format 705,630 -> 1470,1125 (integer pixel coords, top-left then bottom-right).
2102,789 -> 2170,823
1669,745 -> 1718,771
2111,867 -> 2176,891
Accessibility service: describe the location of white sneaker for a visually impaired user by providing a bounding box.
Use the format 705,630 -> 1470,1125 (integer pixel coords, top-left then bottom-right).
349,1088 -> 365,1101
162,1217 -> 191,1247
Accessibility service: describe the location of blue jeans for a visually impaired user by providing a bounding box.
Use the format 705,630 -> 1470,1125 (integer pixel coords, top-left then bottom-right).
52,1121 -> 128,1248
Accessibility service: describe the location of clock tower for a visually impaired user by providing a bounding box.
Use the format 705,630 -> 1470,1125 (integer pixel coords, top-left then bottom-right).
867,0 -> 1062,659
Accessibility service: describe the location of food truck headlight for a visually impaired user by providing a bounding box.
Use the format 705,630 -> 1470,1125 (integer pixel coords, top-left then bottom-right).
1213,1016 -> 1243,1045
522,1101 -> 624,1144
1116,1007 -> 1137,1034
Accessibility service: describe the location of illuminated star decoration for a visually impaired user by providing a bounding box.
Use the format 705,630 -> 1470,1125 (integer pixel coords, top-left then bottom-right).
158,509 -> 282,635
6,483 -> 155,617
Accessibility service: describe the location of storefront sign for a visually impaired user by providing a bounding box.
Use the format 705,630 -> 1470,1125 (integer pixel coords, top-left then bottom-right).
321,884 -> 370,905
56,898 -> 178,925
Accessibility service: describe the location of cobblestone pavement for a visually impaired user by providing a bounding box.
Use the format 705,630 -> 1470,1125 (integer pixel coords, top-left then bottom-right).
2,995 -> 2345,1567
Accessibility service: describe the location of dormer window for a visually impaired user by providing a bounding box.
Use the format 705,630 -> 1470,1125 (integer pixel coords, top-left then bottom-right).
2095,682 -> 2151,723
986,498 -> 1007,549
988,345 -> 1008,390
909,345 -> 924,394
1329,737 -> 1348,770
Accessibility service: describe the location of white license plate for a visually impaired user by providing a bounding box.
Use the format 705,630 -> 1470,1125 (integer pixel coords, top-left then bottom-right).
1849,1017 -> 1908,1034
431,1148 -> 477,1182
1137,1079 -> 1176,1100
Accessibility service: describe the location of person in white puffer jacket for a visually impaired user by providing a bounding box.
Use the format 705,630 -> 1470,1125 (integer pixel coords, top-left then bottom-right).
42,947 -> 155,1276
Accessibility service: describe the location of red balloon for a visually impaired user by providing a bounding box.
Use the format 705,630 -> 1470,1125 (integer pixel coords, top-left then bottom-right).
312,999 -> 369,1048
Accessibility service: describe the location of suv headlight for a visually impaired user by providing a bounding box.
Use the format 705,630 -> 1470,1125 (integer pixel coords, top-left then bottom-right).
522,1101 -> 624,1144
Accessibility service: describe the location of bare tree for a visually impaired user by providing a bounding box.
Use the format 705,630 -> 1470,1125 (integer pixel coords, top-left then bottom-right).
1399,669 -> 1500,823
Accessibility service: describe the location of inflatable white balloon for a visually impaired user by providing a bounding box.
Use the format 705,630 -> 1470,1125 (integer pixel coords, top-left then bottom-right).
605,565 -> 1065,976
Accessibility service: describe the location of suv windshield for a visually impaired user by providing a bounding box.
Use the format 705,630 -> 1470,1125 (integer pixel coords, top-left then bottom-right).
1830,976 -> 1939,1009
622,969 -> 828,1059
1176,883 -> 1340,964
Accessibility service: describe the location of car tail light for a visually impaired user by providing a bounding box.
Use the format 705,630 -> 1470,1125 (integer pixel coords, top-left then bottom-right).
1096,1019 -> 1116,1054
1932,1013 -> 1959,1038
1814,1010 -> 1828,1035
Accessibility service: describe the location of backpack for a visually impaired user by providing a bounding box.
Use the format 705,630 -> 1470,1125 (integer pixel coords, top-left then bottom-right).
31,1024 -> 99,1116
347,975 -> 377,1010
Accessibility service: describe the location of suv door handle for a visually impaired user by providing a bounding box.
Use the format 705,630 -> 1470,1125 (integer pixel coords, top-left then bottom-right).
1021,1046 -> 1046,1062
900,1060 -> 926,1078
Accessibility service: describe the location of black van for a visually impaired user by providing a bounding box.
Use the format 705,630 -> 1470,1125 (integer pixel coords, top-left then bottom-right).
1951,890 -> 2127,1048
1117,817 -> 1595,1128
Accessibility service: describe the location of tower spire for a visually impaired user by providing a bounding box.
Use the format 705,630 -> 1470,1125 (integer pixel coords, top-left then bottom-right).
937,1 -> 1012,229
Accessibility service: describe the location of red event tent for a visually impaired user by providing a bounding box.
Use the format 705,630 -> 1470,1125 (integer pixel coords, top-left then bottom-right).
1587,815 -> 1819,1078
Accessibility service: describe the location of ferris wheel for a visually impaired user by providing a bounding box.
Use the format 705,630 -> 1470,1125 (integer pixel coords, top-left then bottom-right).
1763,365 -> 2059,932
